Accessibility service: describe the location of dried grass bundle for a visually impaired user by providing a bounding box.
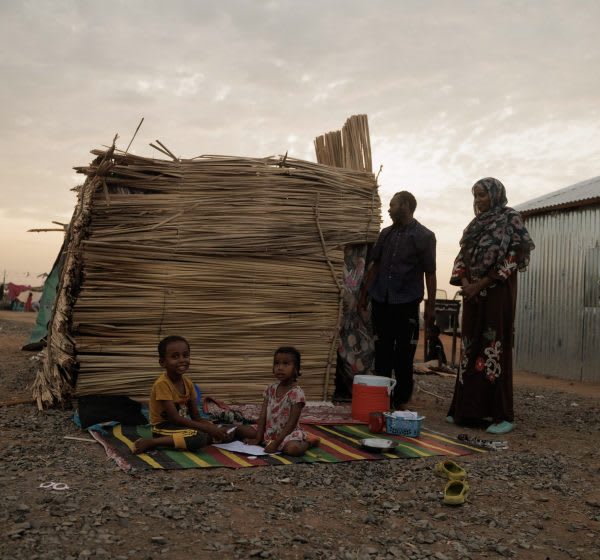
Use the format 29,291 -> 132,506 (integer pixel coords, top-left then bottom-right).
33,117 -> 380,407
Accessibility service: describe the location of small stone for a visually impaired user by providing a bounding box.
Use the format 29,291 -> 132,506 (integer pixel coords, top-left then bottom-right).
292,535 -> 308,543
151,536 -> 167,545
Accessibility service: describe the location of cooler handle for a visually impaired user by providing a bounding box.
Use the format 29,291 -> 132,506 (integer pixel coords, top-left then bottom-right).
387,379 -> 397,395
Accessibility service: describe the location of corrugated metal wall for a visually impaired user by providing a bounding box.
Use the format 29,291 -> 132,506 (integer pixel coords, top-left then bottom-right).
515,206 -> 600,382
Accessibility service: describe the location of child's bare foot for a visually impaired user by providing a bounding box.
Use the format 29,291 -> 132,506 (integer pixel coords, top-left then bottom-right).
133,438 -> 154,454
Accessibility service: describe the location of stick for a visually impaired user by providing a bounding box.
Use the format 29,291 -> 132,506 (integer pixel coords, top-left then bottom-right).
125,117 -> 144,153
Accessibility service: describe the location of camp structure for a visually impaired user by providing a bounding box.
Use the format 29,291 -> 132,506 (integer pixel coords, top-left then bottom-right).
514,176 -> 600,383
32,115 -> 381,408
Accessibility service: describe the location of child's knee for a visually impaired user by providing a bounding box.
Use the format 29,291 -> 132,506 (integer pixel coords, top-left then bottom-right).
185,432 -> 210,452
283,441 -> 308,457
235,425 -> 256,439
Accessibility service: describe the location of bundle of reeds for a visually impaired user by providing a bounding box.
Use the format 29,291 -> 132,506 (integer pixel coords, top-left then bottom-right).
314,114 -> 372,172
33,121 -> 380,407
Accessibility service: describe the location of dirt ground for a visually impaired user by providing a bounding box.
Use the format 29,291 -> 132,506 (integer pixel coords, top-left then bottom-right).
1,310 -> 600,560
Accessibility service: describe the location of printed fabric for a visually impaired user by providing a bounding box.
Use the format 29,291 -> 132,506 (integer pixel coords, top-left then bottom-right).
263,383 -> 307,450
448,273 -> 517,423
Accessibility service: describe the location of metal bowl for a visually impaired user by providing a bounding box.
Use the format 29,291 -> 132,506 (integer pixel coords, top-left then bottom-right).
360,438 -> 397,452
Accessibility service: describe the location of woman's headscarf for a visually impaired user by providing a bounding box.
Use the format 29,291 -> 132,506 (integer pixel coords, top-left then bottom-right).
455,177 -> 535,281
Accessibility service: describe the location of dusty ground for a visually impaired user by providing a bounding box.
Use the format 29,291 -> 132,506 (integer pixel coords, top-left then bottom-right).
1,310 -> 600,560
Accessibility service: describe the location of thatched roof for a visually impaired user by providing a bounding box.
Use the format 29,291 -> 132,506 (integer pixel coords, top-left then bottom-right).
33,116 -> 381,407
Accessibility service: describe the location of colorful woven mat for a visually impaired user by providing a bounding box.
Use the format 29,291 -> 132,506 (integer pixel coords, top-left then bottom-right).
91,424 -> 484,471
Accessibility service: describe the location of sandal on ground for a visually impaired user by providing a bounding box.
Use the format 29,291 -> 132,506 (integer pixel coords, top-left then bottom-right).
443,480 -> 469,506
435,459 -> 467,480
486,421 -> 515,435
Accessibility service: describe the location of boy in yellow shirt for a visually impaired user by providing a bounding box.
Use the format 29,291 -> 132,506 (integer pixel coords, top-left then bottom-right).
133,335 -> 232,454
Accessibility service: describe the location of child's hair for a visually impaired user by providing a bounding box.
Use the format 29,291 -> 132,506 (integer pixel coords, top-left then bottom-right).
429,324 -> 441,337
158,335 -> 190,359
274,346 -> 301,377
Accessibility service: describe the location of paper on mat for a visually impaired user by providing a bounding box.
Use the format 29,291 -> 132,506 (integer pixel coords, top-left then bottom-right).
213,441 -> 274,456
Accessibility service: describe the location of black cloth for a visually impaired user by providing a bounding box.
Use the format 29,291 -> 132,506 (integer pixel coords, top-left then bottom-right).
78,395 -> 147,429
426,335 -> 447,365
371,299 -> 419,407
368,219 -> 436,305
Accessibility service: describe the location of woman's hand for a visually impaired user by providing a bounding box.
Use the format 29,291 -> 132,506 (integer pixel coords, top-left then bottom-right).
461,281 -> 481,302
461,278 -> 491,302
244,437 -> 262,446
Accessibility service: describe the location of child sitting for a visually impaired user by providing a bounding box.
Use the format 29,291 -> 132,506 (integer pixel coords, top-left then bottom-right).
236,346 -> 312,456
133,335 -> 233,454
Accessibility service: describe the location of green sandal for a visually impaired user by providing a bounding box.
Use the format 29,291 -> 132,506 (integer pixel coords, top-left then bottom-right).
443,479 -> 469,506
435,459 -> 467,481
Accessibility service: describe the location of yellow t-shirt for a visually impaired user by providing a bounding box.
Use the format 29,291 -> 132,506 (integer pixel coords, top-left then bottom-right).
149,373 -> 195,425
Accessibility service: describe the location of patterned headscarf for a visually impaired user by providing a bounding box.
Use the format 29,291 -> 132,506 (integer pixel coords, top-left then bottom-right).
454,178 -> 535,281
472,177 -> 507,216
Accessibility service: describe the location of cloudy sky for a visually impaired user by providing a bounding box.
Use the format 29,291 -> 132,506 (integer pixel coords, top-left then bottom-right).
1,0 -> 599,295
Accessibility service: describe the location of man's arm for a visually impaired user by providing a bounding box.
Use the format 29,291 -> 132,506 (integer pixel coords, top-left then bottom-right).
424,271 -> 437,330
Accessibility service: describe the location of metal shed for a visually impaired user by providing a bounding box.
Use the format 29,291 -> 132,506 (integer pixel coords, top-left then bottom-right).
514,176 -> 600,382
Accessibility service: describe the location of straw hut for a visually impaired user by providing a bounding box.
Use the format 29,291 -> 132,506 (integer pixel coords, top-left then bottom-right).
32,115 -> 381,407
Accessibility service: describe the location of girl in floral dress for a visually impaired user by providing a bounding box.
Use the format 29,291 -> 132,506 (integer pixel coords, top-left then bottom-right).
236,347 -> 311,456
447,178 -> 535,435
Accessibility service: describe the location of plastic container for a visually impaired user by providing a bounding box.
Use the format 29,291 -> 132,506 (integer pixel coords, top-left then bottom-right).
384,412 -> 425,437
351,375 -> 396,422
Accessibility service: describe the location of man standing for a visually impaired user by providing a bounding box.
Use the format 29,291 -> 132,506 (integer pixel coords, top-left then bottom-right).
364,191 -> 437,409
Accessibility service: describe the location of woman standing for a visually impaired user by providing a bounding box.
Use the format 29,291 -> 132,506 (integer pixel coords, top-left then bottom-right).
448,178 -> 534,434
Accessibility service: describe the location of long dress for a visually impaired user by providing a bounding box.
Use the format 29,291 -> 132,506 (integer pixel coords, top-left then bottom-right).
448,273 -> 517,423
447,178 -> 534,424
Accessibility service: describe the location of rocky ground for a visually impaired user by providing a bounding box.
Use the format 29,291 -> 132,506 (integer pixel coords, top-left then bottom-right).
1,311 -> 600,560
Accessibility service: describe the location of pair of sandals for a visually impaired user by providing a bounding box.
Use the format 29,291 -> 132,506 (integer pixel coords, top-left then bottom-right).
435,460 -> 469,506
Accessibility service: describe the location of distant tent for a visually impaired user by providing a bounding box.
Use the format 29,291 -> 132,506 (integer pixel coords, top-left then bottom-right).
23,238 -> 68,351
7,282 -> 32,303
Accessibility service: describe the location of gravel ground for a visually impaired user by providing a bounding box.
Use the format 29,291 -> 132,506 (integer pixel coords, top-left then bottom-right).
1,314 -> 600,560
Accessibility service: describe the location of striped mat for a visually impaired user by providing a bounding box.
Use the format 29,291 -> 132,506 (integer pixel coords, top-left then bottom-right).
91,424 -> 484,471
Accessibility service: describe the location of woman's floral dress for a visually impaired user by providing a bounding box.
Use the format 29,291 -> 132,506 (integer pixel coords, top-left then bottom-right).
448,178 -> 534,424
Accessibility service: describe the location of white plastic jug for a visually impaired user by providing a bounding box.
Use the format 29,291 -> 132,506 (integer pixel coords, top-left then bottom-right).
353,375 -> 396,395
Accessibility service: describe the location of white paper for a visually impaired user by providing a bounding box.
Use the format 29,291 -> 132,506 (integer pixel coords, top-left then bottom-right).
391,410 -> 420,419
212,441 -> 275,456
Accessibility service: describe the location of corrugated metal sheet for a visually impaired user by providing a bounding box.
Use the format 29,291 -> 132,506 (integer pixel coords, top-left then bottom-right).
515,176 -> 600,215
515,205 -> 600,382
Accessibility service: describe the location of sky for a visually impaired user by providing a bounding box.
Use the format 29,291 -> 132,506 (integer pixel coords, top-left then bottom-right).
1,0 -> 599,295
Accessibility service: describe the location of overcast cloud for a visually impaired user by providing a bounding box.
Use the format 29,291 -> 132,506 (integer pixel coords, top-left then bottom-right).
1,0 -> 599,292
